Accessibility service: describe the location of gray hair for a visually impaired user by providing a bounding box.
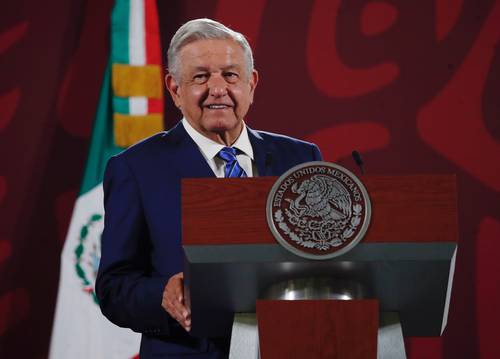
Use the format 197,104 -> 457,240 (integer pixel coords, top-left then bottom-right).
167,18 -> 254,81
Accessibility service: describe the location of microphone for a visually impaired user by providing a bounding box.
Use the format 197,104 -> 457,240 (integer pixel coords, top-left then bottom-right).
351,150 -> 365,175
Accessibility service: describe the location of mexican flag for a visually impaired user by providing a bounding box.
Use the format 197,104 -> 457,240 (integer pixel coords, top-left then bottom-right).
49,0 -> 164,357
49,64 -> 141,359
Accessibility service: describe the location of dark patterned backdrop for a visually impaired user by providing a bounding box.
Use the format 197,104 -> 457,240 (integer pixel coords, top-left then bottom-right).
1,0 -> 499,358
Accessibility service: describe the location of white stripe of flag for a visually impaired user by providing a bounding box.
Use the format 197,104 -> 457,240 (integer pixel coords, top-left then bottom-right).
129,0 -> 146,66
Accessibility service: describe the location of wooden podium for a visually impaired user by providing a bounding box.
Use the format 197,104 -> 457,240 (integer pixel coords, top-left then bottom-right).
181,175 -> 458,358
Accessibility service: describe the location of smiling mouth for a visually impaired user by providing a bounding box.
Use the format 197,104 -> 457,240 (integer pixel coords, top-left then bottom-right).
205,104 -> 232,110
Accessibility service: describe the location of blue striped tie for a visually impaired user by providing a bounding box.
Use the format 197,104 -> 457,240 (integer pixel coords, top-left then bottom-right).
217,147 -> 247,178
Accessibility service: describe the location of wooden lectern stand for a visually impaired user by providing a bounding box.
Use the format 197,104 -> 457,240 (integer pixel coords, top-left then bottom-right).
182,175 -> 458,358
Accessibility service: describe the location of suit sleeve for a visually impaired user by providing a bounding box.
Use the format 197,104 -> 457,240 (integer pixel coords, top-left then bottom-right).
95,155 -> 172,335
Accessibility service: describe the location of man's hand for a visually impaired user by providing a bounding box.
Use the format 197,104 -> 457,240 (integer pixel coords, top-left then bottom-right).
162,272 -> 191,331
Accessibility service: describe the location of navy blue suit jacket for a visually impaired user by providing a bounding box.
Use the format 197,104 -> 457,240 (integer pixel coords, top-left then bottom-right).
96,121 -> 322,358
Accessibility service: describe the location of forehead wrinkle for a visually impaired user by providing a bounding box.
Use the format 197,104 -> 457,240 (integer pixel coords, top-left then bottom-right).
187,63 -> 243,74
182,47 -> 237,64
191,66 -> 209,72
181,40 -> 243,59
221,64 -> 242,71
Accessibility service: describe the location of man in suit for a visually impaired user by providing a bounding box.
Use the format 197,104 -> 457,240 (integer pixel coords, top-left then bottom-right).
96,18 -> 322,358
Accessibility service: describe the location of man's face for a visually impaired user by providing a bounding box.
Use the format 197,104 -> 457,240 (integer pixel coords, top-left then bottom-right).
166,39 -> 258,143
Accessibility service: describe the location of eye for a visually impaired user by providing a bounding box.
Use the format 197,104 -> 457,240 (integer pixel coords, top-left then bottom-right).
224,72 -> 239,83
193,73 -> 208,84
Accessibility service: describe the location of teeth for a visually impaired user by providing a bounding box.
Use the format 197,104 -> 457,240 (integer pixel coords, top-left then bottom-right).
208,105 -> 228,109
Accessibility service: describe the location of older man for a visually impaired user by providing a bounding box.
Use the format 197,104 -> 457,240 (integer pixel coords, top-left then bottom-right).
96,18 -> 322,358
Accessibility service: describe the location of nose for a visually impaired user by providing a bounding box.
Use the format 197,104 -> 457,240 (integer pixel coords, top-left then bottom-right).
207,74 -> 228,98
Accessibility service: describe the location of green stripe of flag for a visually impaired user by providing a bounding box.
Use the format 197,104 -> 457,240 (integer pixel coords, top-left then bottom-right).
111,0 -> 130,64
80,62 -> 122,195
113,96 -> 130,114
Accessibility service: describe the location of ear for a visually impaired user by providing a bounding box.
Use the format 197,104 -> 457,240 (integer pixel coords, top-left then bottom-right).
248,69 -> 259,104
165,73 -> 182,108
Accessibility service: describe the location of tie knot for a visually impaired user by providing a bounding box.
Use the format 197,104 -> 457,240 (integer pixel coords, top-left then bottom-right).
217,147 -> 247,178
217,147 -> 238,163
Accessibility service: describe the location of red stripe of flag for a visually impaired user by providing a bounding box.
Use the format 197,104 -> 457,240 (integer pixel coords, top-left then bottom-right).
144,0 -> 162,65
148,98 -> 163,113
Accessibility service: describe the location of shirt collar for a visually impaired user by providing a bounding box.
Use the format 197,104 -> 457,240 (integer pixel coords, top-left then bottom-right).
182,118 -> 254,160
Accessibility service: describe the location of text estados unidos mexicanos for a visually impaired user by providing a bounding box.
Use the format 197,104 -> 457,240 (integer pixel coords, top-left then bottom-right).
272,166 -> 362,207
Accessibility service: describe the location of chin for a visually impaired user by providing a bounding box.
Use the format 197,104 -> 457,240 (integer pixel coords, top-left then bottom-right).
205,117 -> 241,132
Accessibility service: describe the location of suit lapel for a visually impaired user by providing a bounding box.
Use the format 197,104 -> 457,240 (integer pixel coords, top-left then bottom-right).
162,121 -> 216,178
247,126 -> 275,176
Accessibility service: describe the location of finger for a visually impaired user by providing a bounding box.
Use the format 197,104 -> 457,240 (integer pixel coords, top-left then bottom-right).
180,311 -> 191,331
167,285 -> 187,316
165,274 -> 183,301
168,306 -> 191,331
165,296 -> 183,317
170,296 -> 189,319
164,284 -> 182,309
168,296 -> 191,329
168,305 -> 190,331
165,294 -> 190,324
172,281 -> 184,303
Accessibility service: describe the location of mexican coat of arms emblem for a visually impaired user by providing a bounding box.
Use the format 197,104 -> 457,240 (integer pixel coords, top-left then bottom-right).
266,162 -> 371,260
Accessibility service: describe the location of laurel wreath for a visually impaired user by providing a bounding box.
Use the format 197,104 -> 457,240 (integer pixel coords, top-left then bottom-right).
341,204 -> 362,240
275,203 -> 362,251
75,213 -> 102,304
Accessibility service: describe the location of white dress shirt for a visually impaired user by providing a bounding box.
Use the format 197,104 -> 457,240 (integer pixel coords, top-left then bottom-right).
182,118 -> 257,178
